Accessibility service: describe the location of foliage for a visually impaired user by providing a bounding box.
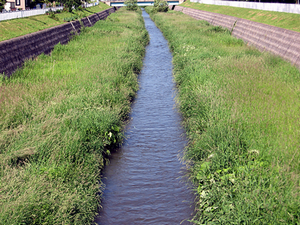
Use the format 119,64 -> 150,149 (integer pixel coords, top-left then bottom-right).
0,9 -> 149,224
0,0 -> 6,11
153,0 -> 168,12
77,5 -> 84,11
125,0 -> 138,11
147,8 -> 300,224
60,0 -> 87,12
0,3 -> 110,42
46,9 -> 59,20
63,15 -> 78,21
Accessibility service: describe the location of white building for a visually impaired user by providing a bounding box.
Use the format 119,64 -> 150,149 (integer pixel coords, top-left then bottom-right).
4,0 -> 30,11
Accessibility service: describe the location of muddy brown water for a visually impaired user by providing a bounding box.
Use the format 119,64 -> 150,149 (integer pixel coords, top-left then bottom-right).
95,10 -> 195,224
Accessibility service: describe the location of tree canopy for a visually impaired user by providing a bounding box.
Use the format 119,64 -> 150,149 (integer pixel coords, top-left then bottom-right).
60,0 -> 83,12
0,0 -> 6,11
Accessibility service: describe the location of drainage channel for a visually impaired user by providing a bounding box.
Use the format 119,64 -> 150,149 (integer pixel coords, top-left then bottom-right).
95,10 -> 195,224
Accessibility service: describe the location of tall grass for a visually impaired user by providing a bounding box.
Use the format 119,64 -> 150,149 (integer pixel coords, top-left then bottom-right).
146,8 -> 300,224
181,0 -> 300,33
0,8 -> 148,224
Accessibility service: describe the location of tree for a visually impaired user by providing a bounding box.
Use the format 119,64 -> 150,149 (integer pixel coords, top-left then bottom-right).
0,0 -> 6,11
153,0 -> 168,12
124,0 -> 138,11
60,0 -> 83,12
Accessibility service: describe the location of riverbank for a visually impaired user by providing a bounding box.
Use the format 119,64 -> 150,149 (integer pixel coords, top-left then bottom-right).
0,3 -> 110,42
147,8 -> 300,223
0,8 -> 148,224
181,0 -> 300,33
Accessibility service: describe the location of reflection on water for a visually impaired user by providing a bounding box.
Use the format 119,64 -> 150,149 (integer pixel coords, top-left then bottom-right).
95,10 -> 195,225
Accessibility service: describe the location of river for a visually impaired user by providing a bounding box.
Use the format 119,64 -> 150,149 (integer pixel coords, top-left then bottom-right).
95,9 -> 195,224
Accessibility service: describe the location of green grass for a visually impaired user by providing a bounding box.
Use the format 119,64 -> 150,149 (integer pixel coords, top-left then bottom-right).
0,3 -> 110,42
0,8 -> 148,224
146,8 -> 300,224
181,0 -> 300,33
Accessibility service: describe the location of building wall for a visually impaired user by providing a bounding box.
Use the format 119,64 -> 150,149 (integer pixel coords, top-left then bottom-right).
4,0 -> 15,11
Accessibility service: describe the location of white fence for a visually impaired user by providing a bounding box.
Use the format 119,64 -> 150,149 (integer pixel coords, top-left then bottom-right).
0,3 -> 98,21
190,0 -> 300,14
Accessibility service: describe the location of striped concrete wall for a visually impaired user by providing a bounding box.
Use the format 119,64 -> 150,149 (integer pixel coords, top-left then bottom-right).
171,6 -> 300,68
0,7 -> 116,77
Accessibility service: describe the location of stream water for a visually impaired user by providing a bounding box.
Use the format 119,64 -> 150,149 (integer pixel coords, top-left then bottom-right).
95,10 -> 195,224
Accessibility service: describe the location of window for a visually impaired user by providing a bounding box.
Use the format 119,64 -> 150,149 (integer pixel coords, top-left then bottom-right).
15,0 -> 20,6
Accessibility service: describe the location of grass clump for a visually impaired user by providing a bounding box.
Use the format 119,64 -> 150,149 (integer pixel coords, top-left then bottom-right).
0,3 -> 110,42
63,15 -> 79,22
0,8 -> 148,224
46,9 -> 60,21
181,0 -> 300,33
146,8 -> 300,224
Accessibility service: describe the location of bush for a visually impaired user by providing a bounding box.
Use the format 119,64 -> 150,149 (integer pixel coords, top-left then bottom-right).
124,0 -> 138,11
152,0 -> 168,13
77,5 -> 84,11
47,9 -> 59,21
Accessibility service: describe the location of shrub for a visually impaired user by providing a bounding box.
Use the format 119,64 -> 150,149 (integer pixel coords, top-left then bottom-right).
124,0 -> 138,11
47,9 -> 59,21
152,0 -> 168,13
63,15 -> 78,22
77,5 -> 84,11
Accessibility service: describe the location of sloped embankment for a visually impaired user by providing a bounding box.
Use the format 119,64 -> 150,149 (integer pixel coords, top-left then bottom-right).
171,5 -> 300,69
147,8 -> 300,224
0,7 -> 117,77
0,9 -> 148,224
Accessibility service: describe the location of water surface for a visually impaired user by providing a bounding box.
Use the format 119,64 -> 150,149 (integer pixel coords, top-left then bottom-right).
95,10 -> 195,224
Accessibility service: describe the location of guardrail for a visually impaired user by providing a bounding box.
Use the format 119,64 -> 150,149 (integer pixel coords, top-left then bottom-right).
190,0 -> 300,14
0,3 -> 98,21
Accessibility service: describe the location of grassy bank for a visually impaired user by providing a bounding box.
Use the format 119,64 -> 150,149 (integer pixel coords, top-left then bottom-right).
146,8 -> 300,224
0,3 -> 110,42
181,0 -> 300,33
0,8 -> 148,224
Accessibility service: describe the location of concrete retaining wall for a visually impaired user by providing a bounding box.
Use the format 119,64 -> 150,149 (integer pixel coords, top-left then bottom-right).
0,7 -> 116,77
171,6 -> 300,68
